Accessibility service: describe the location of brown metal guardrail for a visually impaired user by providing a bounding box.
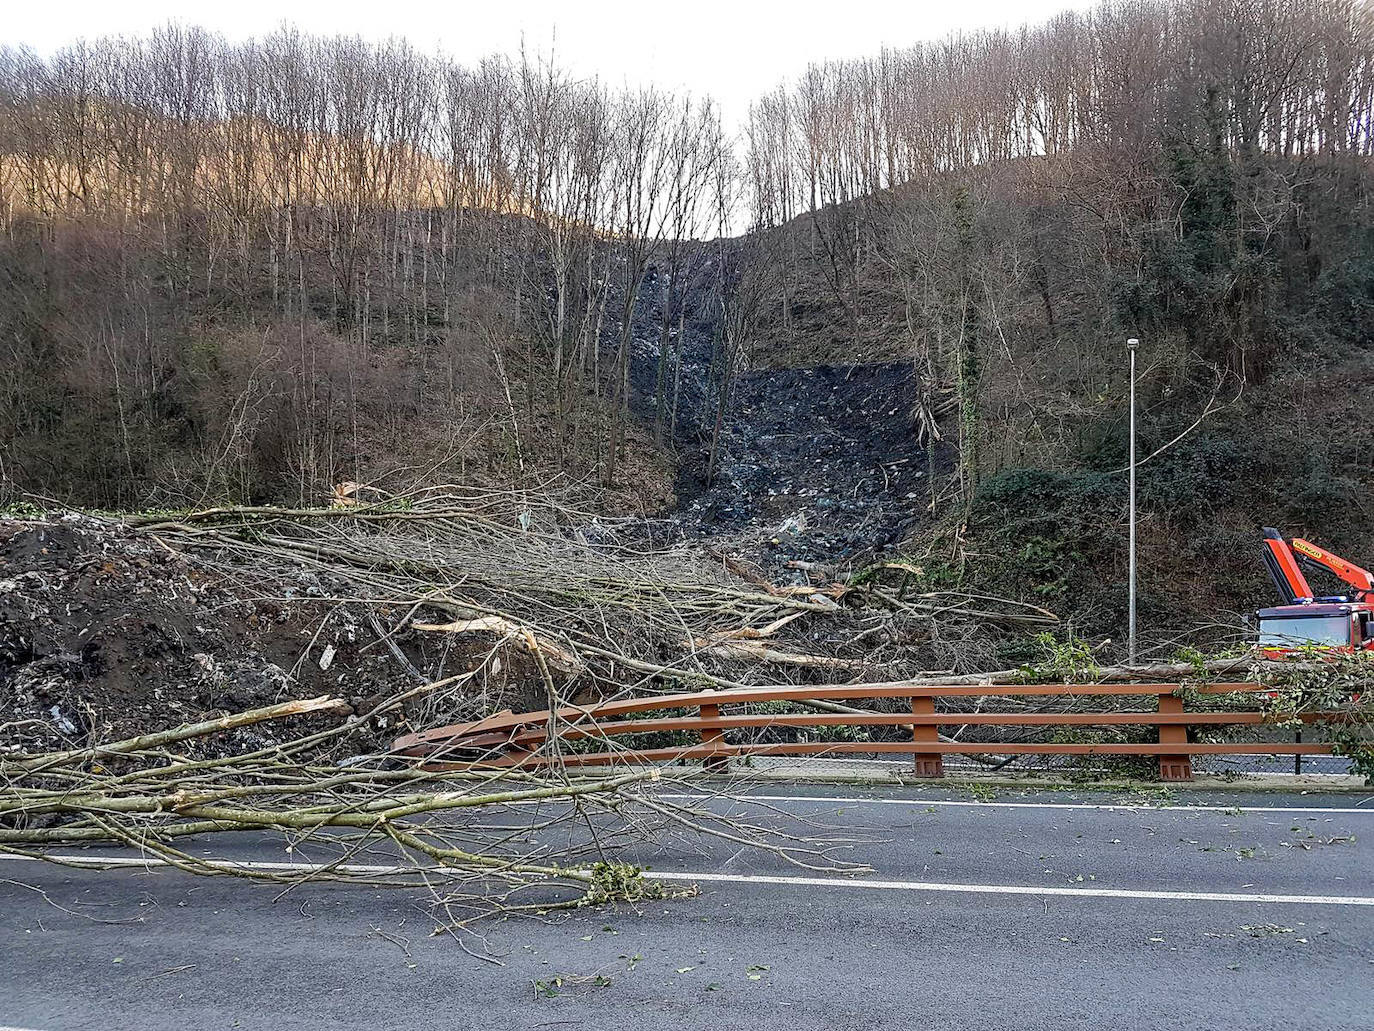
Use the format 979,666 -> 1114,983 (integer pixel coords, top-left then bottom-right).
391,682 -> 1348,782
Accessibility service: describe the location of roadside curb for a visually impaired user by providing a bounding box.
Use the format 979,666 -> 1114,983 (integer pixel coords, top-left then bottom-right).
690,764 -> 1371,794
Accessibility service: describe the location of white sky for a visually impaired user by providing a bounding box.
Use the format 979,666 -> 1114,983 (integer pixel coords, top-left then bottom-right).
7,0 -> 1099,133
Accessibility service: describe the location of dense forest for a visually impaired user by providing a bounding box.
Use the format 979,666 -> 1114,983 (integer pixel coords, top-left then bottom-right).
1,0 -> 1372,629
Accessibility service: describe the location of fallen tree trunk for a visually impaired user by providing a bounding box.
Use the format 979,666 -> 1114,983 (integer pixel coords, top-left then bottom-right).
2,676 -> 868,925
10,695 -> 352,771
687,639 -> 867,669
414,616 -> 583,674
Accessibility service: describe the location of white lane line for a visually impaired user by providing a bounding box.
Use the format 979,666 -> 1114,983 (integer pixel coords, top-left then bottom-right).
0,854 -> 422,877
647,870 -> 1374,907
4,853 -> 1372,907
657,793 -> 1374,816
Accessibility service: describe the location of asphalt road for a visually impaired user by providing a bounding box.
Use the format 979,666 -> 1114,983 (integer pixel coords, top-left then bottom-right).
3,783 -> 1373,1031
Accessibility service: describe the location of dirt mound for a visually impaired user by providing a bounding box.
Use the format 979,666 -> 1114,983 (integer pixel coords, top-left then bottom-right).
0,515 -> 415,755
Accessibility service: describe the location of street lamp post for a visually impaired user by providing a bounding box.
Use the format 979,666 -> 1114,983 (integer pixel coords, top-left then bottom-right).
1127,338 -> 1139,667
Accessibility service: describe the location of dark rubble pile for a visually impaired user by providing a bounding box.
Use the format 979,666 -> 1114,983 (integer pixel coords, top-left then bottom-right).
677,362 -> 946,580
623,259 -> 940,583
0,515 -> 415,756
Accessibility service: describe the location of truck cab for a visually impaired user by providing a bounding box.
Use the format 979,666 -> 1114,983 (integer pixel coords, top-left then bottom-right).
1257,528 -> 1374,655
1256,602 -> 1374,652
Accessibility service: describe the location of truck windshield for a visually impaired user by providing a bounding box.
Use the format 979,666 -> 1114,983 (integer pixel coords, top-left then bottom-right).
1258,615 -> 1350,647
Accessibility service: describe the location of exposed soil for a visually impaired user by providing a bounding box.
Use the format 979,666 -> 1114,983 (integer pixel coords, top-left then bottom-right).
627,264 -> 943,581
0,515 -> 418,755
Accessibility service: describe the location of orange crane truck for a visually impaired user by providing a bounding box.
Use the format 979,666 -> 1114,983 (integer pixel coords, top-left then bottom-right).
1258,528 -> 1374,652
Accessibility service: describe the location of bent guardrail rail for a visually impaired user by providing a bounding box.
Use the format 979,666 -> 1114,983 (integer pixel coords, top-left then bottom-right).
391,682 -> 1353,782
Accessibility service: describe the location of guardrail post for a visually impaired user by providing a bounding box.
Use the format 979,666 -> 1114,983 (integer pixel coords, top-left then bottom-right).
700,701 -> 727,771
911,695 -> 944,778
1157,691 -> 1193,782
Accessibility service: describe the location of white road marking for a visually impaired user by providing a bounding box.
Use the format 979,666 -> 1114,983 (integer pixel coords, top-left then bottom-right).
0,853 -> 423,877
3,853 -> 1372,907
657,792 -> 1374,816
646,870 -> 1374,907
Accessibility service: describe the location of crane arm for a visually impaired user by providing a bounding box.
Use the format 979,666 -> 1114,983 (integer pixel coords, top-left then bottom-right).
1262,528 -> 1314,604
1291,537 -> 1374,598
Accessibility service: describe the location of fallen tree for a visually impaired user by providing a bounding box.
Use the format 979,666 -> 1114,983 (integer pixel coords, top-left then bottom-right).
25,491 -> 1340,788
0,660 -> 871,944
0,488 -> 1076,871
115,487 -> 1058,704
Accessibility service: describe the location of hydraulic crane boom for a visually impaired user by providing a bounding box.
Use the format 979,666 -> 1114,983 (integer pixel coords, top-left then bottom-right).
1261,528 -> 1313,605
1290,537 -> 1374,601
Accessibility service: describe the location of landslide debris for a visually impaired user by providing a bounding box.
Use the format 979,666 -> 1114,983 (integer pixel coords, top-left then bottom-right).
0,514 -> 408,755
677,361 -> 947,578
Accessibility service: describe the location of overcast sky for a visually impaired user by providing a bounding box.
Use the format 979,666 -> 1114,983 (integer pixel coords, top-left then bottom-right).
8,1 -> 1099,131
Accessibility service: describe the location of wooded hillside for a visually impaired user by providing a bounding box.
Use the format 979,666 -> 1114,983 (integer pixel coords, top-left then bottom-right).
0,32 -> 735,507
736,0 -> 1374,627
1,0 -> 1372,633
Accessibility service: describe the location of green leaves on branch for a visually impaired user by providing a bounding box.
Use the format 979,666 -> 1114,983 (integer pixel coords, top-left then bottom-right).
1254,649 -> 1374,783
1017,631 -> 1101,684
